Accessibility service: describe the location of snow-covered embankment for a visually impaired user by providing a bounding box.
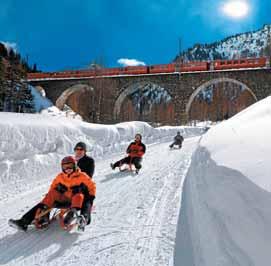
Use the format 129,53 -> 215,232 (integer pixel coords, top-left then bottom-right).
174,97 -> 271,265
0,113 -> 204,203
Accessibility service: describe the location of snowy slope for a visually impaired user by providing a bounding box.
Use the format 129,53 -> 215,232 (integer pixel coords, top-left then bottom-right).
174,96 -> 271,265
175,24 -> 271,61
0,113 -> 203,265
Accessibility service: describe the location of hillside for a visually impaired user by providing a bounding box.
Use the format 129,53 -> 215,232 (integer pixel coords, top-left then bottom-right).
175,24 -> 271,62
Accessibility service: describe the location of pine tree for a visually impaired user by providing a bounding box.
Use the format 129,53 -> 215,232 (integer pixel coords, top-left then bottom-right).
15,55 -> 35,113
0,57 -> 6,111
3,49 -> 35,113
263,37 -> 271,57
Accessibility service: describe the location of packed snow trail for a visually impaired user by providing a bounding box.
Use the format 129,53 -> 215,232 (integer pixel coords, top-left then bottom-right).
0,137 -> 199,266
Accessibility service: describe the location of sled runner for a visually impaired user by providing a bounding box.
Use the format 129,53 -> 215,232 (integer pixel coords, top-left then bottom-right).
119,163 -> 139,174
169,144 -> 182,150
9,207 -> 87,233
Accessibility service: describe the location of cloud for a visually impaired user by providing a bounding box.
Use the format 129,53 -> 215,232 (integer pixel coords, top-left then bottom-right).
1,41 -> 17,52
117,58 -> 146,66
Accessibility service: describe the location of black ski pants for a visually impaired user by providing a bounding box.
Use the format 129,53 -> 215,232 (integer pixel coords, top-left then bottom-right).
113,156 -> 142,170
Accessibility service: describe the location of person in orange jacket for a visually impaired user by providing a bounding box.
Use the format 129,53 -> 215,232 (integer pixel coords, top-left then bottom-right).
110,133 -> 146,173
9,156 -> 96,231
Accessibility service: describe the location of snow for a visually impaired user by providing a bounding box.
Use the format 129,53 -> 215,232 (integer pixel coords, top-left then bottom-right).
41,105 -> 83,120
0,113 -> 204,265
174,96 -> 271,265
0,41 -> 17,52
180,24 -> 271,61
3,95 -> 270,265
30,85 -> 83,120
200,96 -> 271,191
30,85 -> 53,112
130,84 -> 172,112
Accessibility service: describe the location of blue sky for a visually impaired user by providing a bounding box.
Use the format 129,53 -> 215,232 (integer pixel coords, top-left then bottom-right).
0,0 -> 270,71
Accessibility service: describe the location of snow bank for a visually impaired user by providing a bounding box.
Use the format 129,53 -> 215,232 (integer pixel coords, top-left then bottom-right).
30,85 -> 53,112
41,105 -> 83,120
0,113 -> 204,202
201,96 -> 271,192
174,96 -> 271,265
30,85 -> 83,120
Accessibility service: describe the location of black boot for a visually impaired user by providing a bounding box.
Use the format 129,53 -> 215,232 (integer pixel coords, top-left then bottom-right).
77,215 -> 86,231
81,200 -> 92,225
110,163 -> 115,170
63,208 -> 77,226
8,219 -> 28,232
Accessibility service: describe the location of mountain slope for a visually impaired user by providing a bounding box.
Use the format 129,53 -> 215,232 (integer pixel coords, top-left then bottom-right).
175,24 -> 271,62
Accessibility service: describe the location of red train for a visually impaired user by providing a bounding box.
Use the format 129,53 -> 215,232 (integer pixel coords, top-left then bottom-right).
27,57 -> 269,80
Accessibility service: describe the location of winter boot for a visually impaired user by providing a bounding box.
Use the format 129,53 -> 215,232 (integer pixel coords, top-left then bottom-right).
63,208 -> 77,226
110,163 -> 115,170
8,219 -> 28,232
77,215 -> 87,231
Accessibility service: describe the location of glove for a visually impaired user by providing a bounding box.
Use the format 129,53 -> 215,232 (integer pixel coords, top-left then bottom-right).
71,183 -> 89,195
55,183 -> 68,194
88,195 -> 95,205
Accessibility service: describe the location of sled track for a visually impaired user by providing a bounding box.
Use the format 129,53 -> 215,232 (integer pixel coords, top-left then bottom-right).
0,138 -> 199,266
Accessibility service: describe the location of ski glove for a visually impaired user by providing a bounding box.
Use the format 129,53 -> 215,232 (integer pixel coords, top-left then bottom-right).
55,183 -> 68,194
88,195 -> 95,205
71,183 -> 89,195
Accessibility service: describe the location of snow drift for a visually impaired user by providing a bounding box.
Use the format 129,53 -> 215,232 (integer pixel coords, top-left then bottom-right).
174,96 -> 271,265
0,113 -> 204,203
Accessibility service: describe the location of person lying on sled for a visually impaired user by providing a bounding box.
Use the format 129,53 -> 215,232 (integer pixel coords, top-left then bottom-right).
110,133 -> 146,173
9,156 -> 96,231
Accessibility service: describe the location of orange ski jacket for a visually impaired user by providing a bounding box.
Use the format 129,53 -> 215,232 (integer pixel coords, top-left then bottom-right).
47,169 -> 96,199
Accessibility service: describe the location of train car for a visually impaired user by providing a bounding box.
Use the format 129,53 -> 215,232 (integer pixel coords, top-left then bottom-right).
120,66 -> 148,75
27,72 -> 52,79
180,61 -> 208,72
99,67 -> 121,76
214,57 -> 267,70
148,64 -> 175,74
73,70 -> 96,78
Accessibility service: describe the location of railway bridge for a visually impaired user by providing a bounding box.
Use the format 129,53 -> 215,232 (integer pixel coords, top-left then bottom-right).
28,68 -> 271,125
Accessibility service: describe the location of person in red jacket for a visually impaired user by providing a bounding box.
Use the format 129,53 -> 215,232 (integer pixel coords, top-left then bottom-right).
110,133 -> 146,173
9,156 -> 96,231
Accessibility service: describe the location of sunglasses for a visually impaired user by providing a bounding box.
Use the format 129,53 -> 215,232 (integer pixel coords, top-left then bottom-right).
62,163 -> 74,171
